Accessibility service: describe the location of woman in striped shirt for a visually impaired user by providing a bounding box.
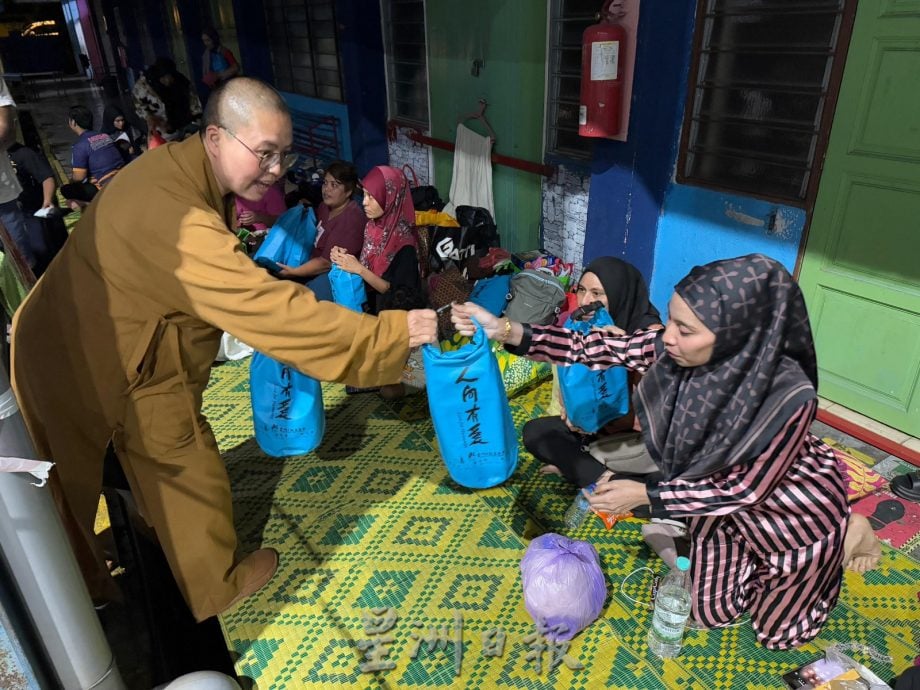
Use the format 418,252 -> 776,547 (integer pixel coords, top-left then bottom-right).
451,254 -> 880,650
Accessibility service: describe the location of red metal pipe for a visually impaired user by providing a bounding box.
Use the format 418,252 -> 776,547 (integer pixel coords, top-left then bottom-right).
405,130 -> 556,178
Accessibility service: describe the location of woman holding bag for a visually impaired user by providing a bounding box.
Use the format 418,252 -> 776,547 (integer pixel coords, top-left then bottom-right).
451,254 -> 880,650
277,161 -> 366,301
331,165 -> 425,397
523,257 -> 662,489
330,165 -> 425,315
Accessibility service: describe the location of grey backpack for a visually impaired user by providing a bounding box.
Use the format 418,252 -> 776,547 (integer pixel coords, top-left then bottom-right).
503,269 -> 567,325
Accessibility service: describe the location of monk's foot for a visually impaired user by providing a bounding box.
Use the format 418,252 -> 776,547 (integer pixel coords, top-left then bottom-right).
844,513 -> 881,574
539,464 -> 562,477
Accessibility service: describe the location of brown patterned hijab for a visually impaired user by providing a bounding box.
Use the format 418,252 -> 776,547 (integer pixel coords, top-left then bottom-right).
635,254 -> 818,481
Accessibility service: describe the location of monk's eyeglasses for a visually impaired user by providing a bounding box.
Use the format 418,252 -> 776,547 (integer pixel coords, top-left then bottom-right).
219,126 -> 299,173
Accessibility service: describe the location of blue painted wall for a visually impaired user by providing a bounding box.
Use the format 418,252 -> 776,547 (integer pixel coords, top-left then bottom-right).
336,0 -> 390,174
280,92 -> 353,164
649,186 -> 807,316
582,0 -> 812,321
581,0 -> 697,282
232,0 -> 273,83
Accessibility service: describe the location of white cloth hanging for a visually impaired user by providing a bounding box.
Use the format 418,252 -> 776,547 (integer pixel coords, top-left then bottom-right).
442,123 -> 494,218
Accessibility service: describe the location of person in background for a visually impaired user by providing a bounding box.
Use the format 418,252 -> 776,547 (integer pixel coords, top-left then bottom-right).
133,58 -> 202,141
0,77 -> 36,270
101,105 -> 143,162
277,161 -> 366,300
201,27 -> 239,90
235,179 -> 285,239
451,254 -> 881,651
12,78 -> 437,624
331,165 -> 424,314
8,142 -> 68,276
523,257 -> 662,489
60,105 -> 124,210
331,165 -> 425,397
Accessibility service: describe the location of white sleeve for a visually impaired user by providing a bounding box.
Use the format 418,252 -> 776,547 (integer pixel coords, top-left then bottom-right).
0,79 -> 15,108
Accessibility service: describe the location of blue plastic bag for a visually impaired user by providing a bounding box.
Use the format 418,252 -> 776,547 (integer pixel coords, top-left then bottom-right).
422,320 -> 518,488
250,352 -> 325,457
557,307 -> 629,433
250,205 -> 325,456
328,264 -> 367,312
254,205 -> 318,267
469,274 -> 512,315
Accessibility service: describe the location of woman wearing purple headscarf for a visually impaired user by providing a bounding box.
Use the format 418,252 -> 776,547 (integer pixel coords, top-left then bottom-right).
451,254 -> 880,650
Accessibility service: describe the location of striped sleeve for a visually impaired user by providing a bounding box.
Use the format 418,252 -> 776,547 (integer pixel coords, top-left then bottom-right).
648,400 -> 816,518
507,324 -> 660,374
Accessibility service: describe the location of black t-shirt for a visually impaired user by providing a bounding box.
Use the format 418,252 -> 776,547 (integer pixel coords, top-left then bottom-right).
9,143 -> 54,213
367,245 -> 425,314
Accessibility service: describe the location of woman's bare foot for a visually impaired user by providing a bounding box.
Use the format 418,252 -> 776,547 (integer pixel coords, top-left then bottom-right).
843,513 -> 881,573
538,464 -> 562,476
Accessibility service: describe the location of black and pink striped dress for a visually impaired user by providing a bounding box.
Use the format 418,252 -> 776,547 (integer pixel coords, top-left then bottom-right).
513,324 -> 850,650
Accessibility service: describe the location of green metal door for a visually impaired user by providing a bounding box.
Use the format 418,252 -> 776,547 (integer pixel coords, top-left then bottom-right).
798,0 -> 920,435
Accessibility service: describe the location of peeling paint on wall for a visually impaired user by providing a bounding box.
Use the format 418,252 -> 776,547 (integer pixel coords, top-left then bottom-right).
541,165 -> 590,275
387,127 -> 431,186
724,204 -> 765,227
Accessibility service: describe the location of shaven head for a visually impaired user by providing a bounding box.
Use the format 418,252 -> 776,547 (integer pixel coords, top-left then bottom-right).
202,77 -> 290,133
201,77 -> 293,200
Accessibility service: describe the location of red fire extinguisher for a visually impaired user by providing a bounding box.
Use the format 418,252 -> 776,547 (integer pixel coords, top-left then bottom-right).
579,0 -> 627,138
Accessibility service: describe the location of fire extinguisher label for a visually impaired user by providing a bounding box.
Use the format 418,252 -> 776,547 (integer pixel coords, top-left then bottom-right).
579,105 -> 587,126
590,41 -> 619,81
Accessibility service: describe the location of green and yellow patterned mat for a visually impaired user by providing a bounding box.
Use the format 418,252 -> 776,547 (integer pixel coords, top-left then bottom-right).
205,359 -> 919,689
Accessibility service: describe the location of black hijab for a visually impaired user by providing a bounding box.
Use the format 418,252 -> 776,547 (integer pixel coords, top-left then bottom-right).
582,257 -> 660,333
101,105 -> 124,136
635,254 -> 818,481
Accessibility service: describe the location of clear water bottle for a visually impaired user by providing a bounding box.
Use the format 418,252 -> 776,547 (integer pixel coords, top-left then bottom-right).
648,556 -> 692,658
564,483 -> 595,530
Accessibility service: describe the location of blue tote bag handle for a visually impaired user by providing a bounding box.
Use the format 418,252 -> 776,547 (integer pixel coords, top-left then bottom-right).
557,308 -> 629,433
328,264 -> 367,312
422,318 -> 519,488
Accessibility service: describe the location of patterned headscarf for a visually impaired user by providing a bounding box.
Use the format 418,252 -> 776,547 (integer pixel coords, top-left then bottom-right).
582,257 -> 661,333
635,254 -> 818,481
359,166 -> 417,276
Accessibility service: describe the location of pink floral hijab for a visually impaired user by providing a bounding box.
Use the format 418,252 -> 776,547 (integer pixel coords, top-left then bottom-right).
358,166 -> 417,275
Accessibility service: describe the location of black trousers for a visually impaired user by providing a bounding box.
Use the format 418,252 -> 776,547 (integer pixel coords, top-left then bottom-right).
523,415 -> 659,490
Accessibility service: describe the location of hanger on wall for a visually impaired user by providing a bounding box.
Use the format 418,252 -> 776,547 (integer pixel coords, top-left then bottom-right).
457,98 -> 497,145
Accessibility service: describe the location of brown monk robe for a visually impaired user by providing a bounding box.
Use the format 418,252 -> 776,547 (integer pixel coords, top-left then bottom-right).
11,78 -> 434,621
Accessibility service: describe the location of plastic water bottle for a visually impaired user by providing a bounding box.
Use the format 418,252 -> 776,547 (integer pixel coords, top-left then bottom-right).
648,556 -> 692,658
564,483 -> 595,529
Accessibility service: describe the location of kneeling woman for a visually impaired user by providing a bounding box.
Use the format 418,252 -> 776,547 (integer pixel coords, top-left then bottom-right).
452,254 -> 879,650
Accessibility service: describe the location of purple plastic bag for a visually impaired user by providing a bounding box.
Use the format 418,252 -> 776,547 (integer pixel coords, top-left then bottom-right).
520,533 -> 607,641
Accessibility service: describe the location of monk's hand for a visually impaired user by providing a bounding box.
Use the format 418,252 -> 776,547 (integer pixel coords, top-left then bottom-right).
406,309 -> 437,348
587,477 -> 649,514
451,302 -> 501,338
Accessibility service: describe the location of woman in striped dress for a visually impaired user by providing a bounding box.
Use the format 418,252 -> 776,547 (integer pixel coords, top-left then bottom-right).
451,254 -> 880,650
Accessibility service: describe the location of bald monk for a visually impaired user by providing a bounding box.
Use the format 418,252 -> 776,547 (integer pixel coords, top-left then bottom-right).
11,78 -> 437,621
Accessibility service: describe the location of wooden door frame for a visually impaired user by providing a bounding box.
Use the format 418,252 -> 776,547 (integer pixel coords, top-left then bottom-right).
792,0 -> 860,278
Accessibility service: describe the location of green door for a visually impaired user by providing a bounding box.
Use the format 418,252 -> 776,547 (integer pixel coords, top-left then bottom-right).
798,0 -> 920,435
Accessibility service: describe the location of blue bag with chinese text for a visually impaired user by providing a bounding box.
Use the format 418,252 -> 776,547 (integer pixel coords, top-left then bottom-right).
250,353 -> 325,457
329,264 -> 367,312
557,307 -> 629,433
251,204 -> 325,456
422,320 -> 518,488
254,204 -> 317,267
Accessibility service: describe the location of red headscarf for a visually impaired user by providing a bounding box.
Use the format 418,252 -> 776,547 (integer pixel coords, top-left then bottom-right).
359,166 -> 417,275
